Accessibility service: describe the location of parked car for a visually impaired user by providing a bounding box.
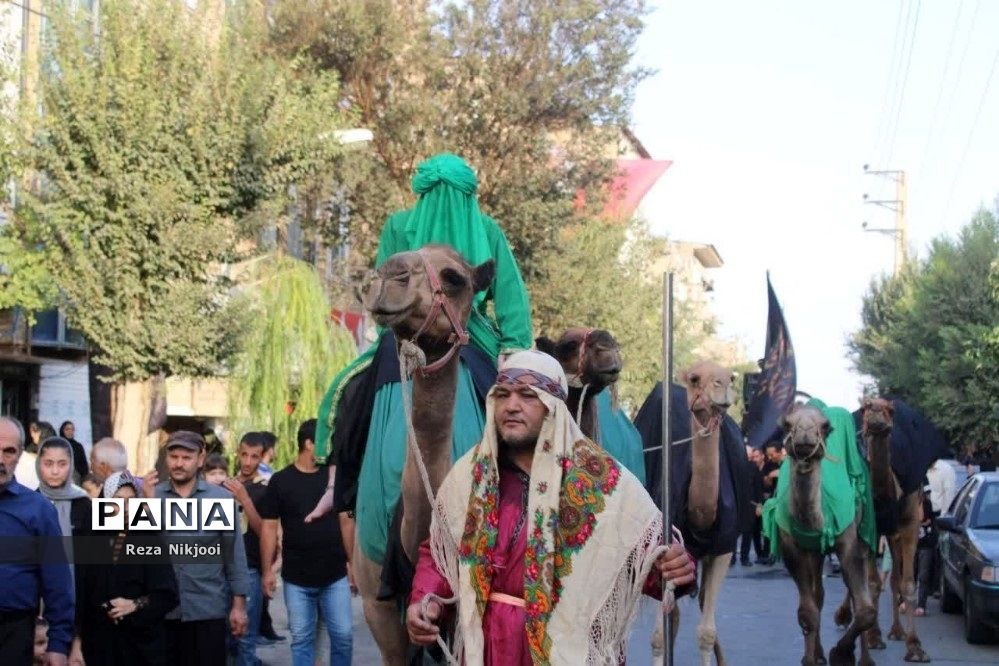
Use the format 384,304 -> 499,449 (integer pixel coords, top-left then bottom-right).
937,471 -> 999,644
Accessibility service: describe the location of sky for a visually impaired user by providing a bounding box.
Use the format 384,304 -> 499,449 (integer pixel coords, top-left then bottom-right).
631,0 -> 999,409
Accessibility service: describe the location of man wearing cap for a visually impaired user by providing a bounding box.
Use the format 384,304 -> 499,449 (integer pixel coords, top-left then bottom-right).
143,430 -> 250,666
406,351 -> 695,665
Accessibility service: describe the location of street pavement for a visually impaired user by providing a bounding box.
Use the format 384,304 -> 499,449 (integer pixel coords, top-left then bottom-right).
256,561 -> 998,665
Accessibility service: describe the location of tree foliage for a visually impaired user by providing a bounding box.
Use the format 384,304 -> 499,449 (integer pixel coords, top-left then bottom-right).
227,256 -> 356,467
849,209 -> 999,451
269,0 -> 650,280
2,0 -> 348,380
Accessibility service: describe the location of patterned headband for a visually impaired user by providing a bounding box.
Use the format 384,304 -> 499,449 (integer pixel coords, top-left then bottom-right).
495,368 -> 567,402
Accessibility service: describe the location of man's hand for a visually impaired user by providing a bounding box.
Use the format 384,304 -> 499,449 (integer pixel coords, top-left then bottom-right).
68,637 -> 85,666
46,653 -> 68,666
222,479 -> 249,505
141,471 -> 158,498
347,562 -> 359,596
406,599 -> 442,646
229,600 -> 248,638
655,543 -> 695,588
106,597 -> 137,622
262,570 -> 278,599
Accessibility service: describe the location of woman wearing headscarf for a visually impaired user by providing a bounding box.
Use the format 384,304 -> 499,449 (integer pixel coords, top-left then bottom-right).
36,436 -> 91,666
309,155 -> 533,582
77,471 -> 179,665
59,421 -> 90,484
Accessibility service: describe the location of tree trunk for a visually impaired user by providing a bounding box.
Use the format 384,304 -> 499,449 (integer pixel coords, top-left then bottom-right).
110,380 -> 158,474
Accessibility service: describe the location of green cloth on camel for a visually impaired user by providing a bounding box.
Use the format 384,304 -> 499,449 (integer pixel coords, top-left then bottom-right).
315,152 -> 533,464
762,398 -> 877,557
595,390 -> 645,484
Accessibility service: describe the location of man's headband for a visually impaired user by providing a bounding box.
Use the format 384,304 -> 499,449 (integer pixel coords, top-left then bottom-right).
495,368 -> 568,402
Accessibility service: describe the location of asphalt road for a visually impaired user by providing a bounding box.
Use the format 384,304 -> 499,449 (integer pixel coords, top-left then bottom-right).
256,560 -> 997,665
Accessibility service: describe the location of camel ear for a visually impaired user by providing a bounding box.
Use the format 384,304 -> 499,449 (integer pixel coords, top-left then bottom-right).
535,336 -> 557,356
471,259 -> 496,294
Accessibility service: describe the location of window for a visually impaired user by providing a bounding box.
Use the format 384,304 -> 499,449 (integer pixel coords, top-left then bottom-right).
972,483 -> 999,530
954,479 -> 980,526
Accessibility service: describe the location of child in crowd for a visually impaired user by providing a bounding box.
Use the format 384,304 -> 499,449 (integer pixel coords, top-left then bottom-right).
33,617 -> 49,666
81,473 -> 102,498
203,453 -> 229,485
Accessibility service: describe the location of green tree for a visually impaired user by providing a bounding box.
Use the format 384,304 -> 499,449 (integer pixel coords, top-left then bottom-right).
228,257 -> 356,467
270,0 -> 649,280
850,209 -> 999,452
1,0 -> 348,465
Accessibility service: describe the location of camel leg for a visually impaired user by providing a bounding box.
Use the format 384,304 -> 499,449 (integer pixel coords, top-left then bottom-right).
886,535 -> 905,641
811,563 -> 827,665
354,545 -> 408,666
781,533 -> 825,666
830,527 -> 877,666
864,554 -> 886,650
834,589 -> 852,628
651,606 -> 680,666
895,527 -> 929,662
696,554 -> 730,666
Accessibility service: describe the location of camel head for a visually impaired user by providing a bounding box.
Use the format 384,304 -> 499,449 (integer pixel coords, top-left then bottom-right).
535,328 -> 622,389
781,404 -> 830,470
860,397 -> 894,438
680,360 -> 735,420
361,244 -> 495,356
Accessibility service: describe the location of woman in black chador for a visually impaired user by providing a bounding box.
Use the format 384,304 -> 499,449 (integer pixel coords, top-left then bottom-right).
77,471 -> 178,665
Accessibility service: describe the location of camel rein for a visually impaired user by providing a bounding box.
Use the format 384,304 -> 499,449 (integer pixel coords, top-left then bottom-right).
406,249 -> 471,378
642,388 -> 722,453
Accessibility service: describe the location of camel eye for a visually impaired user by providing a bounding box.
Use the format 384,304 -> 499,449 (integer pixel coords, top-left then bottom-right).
440,268 -> 467,291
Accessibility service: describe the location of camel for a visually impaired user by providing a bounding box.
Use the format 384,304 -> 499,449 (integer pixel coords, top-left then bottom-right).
834,398 -> 929,662
354,244 -> 495,665
777,404 -> 877,666
535,327 -> 622,438
652,360 -> 738,666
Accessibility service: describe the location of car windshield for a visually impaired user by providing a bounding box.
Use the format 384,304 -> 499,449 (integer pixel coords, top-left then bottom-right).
974,483 -> 999,529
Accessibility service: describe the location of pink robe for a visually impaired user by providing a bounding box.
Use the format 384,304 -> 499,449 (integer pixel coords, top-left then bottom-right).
411,464 -> 688,665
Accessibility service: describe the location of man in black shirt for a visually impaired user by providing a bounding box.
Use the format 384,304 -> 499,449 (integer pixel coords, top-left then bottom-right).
260,420 -> 352,665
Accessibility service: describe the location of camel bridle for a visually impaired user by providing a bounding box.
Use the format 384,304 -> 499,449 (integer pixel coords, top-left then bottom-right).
402,249 -> 471,377
687,385 -> 724,437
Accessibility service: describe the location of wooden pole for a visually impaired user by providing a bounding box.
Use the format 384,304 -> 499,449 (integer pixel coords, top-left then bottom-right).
661,272 -> 675,666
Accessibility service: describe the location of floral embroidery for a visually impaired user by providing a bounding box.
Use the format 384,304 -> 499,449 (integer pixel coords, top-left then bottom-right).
542,440 -> 552,453
537,481 -> 548,494
459,452 -> 499,615
521,440 -> 621,665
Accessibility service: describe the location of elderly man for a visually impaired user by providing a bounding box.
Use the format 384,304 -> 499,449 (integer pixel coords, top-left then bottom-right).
0,417 -> 74,665
406,351 -> 695,665
89,437 -> 129,485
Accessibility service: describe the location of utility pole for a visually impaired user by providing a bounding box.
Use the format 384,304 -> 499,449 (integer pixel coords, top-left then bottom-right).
862,166 -> 908,275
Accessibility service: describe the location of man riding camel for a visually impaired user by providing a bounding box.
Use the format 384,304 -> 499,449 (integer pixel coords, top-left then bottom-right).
406,350 -> 695,665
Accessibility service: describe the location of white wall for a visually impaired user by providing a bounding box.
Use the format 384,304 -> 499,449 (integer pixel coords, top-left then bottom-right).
37,359 -> 93,451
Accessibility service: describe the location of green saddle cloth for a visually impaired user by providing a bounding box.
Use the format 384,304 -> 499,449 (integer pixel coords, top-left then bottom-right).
762,398 -> 877,556
595,390 -> 646,484
356,365 -> 486,564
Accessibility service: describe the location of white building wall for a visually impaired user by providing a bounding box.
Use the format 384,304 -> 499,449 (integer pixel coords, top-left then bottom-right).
37,359 -> 93,451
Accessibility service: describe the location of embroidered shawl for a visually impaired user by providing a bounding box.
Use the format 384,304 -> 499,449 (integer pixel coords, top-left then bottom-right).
429,379 -> 663,665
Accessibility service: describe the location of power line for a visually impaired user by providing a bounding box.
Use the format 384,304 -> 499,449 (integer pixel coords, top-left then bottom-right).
881,0 -> 923,172
0,0 -> 50,20
931,0 -> 982,175
940,45 -> 999,225
916,0 -> 965,179
872,2 -> 910,165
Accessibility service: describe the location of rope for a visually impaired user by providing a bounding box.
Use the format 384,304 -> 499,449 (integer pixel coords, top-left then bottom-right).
397,341 -> 462,665
576,382 -> 591,425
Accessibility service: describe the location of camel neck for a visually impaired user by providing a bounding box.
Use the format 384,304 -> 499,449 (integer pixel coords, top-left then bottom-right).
867,431 -> 895,500
567,384 -> 603,439
789,462 -> 823,532
687,416 -> 721,531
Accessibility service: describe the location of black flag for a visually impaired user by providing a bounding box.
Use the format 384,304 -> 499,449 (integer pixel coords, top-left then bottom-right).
743,274 -> 796,448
